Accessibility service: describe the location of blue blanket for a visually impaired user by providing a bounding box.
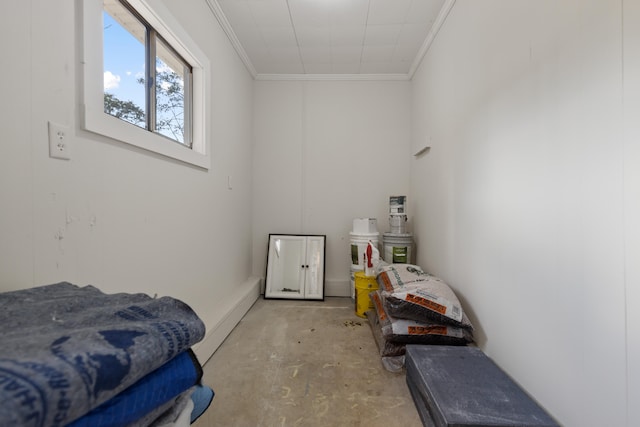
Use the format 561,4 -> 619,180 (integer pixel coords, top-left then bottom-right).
0,282 -> 206,426
68,350 -> 201,427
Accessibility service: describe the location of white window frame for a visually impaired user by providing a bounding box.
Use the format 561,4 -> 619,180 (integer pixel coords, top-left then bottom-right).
81,0 -> 211,169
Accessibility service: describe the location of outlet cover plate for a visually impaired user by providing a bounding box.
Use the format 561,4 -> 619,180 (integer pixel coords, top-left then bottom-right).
48,121 -> 71,160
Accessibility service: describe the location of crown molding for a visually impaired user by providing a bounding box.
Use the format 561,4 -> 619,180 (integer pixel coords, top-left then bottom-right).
205,0 -> 257,78
207,0 -> 455,82
408,0 -> 456,79
255,73 -> 410,82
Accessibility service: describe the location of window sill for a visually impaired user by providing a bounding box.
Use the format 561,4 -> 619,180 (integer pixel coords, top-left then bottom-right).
82,104 -> 210,169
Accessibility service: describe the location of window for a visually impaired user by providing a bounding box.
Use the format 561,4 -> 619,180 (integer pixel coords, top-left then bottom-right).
82,0 -> 210,168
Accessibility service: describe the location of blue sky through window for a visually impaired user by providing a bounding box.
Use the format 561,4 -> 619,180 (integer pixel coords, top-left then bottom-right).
102,5 -> 188,145
103,12 -> 146,112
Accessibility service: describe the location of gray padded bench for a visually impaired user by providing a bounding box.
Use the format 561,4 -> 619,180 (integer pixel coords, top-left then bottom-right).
405,345 -> 559,427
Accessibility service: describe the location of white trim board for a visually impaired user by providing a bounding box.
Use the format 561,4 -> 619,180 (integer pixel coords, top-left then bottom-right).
192,277 -> 262,364
325,278 -> 351,298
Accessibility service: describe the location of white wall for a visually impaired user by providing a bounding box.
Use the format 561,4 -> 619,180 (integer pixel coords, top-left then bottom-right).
5,1 -> 637,423
0,0 -> 258,362
252,80 -> 411,295
623,2 -> 640,426
411,0 -> 636,425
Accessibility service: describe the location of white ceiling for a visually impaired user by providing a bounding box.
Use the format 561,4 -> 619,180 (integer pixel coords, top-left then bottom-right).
209,0 -> 454,79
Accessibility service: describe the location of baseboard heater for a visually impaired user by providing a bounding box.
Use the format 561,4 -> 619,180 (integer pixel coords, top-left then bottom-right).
405,345 -> 559,427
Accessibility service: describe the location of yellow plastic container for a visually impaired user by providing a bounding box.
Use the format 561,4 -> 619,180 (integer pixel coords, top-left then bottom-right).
354,272 -> 379,318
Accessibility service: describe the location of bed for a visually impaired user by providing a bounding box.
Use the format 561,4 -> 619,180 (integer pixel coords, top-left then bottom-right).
0,282 -> 211,427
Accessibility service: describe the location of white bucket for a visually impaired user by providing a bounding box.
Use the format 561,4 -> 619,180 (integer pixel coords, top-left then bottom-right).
350,264 -> 364,299
352,218 -> 378,234
350,232 -> 379,269
382,232 -> 414,264
389,214 -> 407,234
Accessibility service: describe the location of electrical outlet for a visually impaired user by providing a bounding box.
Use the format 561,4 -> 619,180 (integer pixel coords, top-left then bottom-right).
48,121 -> 71,160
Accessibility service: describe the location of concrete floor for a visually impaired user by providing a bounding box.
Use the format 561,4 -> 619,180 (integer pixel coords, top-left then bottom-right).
193,297 -> 422,427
